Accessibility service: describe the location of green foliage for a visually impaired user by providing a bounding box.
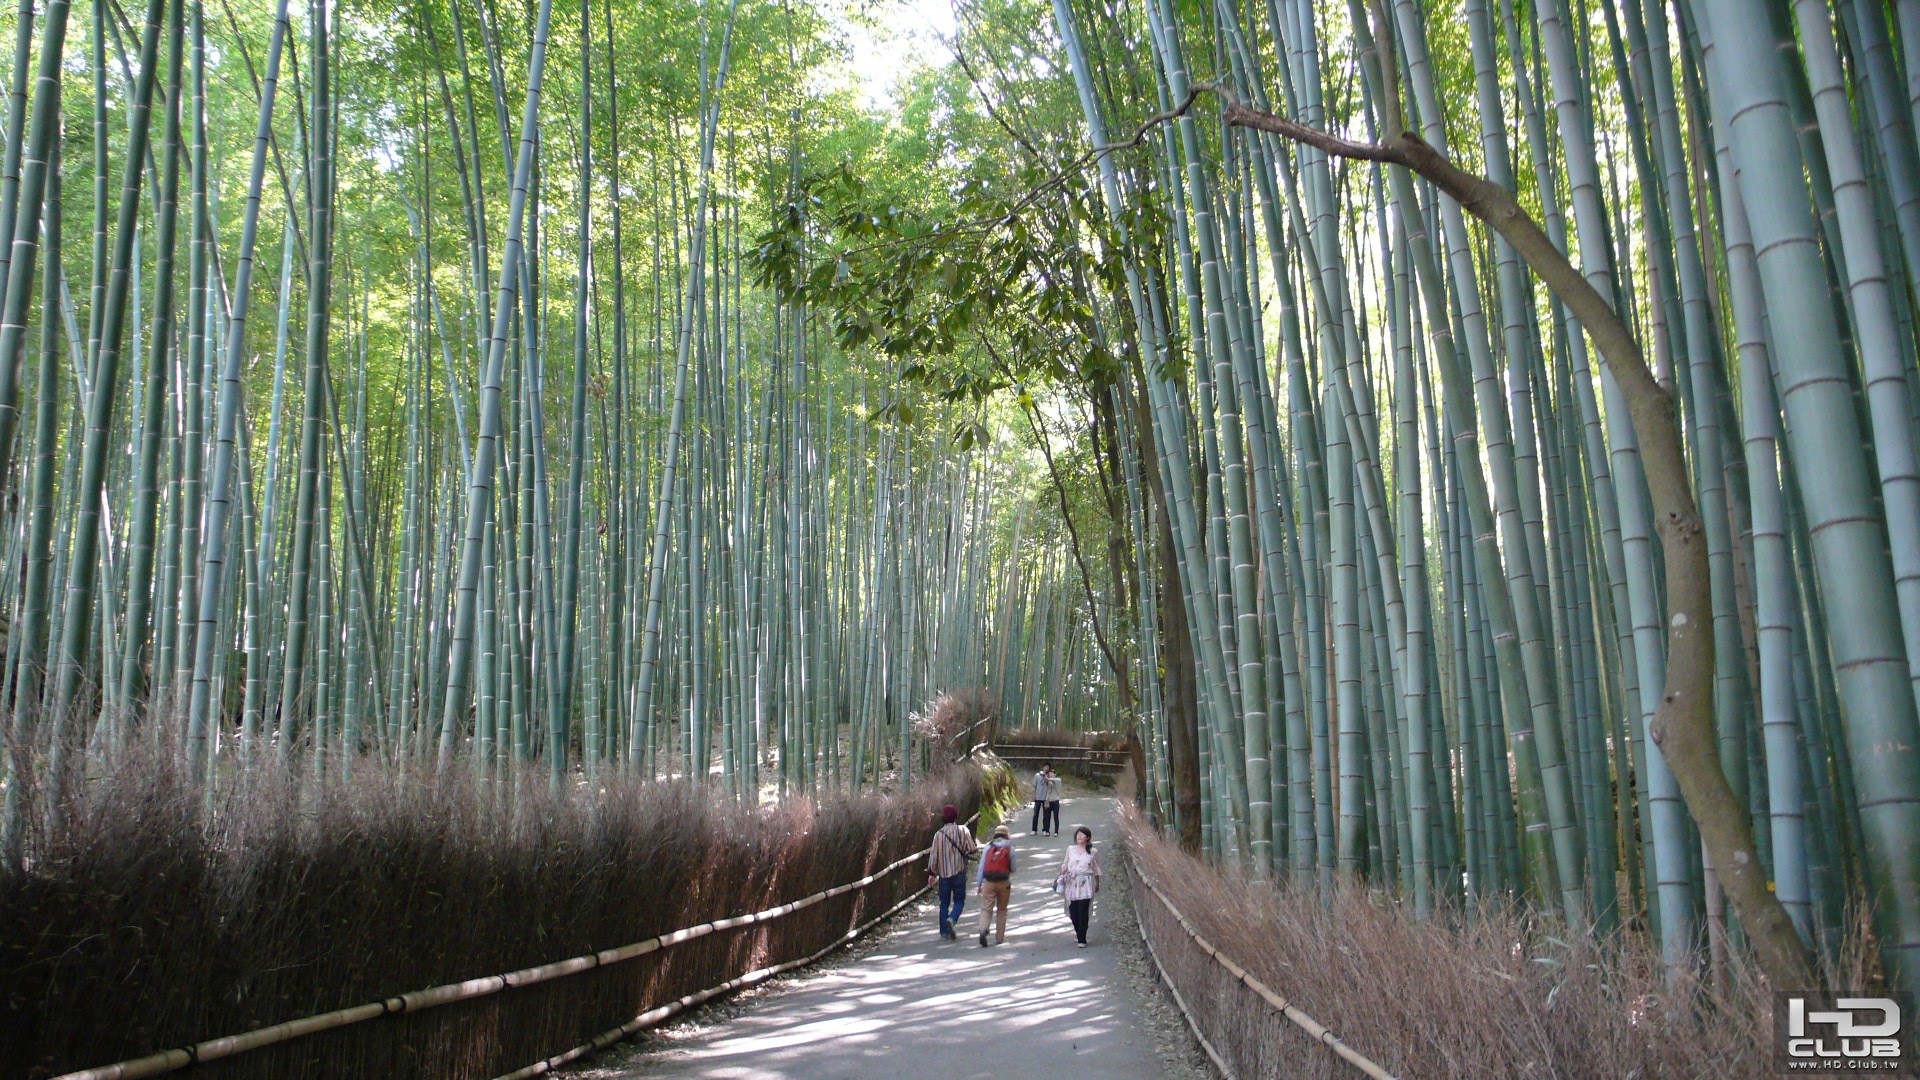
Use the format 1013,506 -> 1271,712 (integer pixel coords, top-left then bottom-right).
751,160 -> 1130,416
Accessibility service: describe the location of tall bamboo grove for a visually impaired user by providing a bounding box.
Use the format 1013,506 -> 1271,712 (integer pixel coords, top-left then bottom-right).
1034,0 -> 1920,998
1,0 -> 1919,1010
0,0 -> 1081,868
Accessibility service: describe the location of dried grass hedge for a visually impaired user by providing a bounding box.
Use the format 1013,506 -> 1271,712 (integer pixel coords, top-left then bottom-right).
0,746 -> 998,1079
910,689 -> 1000,751
1121,804 -> 1875,1079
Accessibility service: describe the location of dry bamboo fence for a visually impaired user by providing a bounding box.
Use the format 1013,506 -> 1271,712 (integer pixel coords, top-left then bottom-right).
993,729 -> 1129,779
47,813 -> 982,1080
1129,852 -> 1399,1080
993,743 -> 1126,768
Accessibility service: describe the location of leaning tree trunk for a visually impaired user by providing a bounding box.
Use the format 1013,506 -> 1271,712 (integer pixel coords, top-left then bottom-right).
1219,0 -> 1815,991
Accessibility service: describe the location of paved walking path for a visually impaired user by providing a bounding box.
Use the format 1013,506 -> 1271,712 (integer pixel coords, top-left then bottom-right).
577,794 -> 1170,1080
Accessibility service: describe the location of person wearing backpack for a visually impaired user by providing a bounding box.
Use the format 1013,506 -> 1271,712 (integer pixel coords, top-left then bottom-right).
926,804 -> 977,940
976,823 -> 1017,947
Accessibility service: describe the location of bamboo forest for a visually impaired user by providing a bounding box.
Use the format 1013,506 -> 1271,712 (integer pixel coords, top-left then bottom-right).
1,0 -> 1919,1073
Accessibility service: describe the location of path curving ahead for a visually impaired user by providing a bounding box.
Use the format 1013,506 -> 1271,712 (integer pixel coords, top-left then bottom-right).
570,794 -> 1178,1080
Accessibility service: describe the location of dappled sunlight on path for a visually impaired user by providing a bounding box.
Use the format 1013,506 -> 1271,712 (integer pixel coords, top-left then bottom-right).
579,795 -> 1166,1080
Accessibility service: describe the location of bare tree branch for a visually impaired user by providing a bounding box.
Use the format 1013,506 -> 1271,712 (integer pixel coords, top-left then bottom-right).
1219,77 -> 1814,989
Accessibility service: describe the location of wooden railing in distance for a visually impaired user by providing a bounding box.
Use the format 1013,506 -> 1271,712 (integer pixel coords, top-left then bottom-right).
991,742 -> 1127,768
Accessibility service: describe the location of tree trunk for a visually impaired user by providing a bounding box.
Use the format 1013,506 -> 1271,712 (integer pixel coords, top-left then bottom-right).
1219,1 -> 1815,986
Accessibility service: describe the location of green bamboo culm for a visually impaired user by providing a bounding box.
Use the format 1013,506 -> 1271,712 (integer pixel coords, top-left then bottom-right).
0,0 -> 1911,1015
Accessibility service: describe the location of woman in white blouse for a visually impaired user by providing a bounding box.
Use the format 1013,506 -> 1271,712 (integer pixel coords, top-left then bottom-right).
1054,825 -> 1103,946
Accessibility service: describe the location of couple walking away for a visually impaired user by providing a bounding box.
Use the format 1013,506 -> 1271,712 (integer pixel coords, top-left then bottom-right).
1032,764 -> 1061,835
924,805 -> 1103,948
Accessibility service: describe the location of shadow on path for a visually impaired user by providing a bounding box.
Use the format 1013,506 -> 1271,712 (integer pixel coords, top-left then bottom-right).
574,794 -> 1165,1080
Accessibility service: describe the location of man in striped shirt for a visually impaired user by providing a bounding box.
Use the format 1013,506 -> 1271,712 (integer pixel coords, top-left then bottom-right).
927,804 -> 977,940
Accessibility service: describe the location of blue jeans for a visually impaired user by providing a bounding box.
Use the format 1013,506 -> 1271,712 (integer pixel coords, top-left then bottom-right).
937,873 -> 967,935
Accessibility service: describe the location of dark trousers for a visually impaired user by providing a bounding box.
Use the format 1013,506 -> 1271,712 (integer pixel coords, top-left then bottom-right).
937,873 -> 967,936
1068,897 -> 1092,943
1032,799 -> 1060,834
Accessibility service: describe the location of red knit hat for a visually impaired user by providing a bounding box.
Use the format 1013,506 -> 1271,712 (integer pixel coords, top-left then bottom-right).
942,804 -> 957,822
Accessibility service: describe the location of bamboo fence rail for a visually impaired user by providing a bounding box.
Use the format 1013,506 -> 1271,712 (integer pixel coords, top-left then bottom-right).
52,812 -> 981,1080
498,864 -> 943,1078
992,743 -> 1127,767
1128,850 -> 1398,1080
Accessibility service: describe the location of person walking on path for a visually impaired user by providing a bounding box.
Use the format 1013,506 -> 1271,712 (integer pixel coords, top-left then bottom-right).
1031,764 -> 1061,835
977,823 -> 1016,947
1054,825 -> 1102,947
927,804 -> 977,940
